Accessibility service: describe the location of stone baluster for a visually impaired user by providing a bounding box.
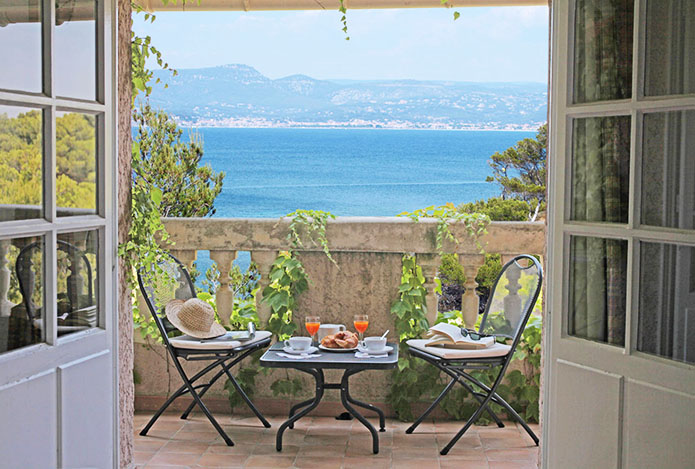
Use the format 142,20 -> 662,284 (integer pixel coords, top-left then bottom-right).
459,254 -> 485,328
502,254 -> 523,327
417,253 -> 440,326
170,249 -> 197,272
0,239 -> 14,317
209,250 -> 237,327
251,251 -> 278,326
66,231 -> 89,309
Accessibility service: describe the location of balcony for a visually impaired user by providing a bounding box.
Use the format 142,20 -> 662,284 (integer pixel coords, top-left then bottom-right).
131,217 -> 544,468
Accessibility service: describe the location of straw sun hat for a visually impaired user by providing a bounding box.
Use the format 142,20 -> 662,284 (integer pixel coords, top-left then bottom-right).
165,298 -> 226,339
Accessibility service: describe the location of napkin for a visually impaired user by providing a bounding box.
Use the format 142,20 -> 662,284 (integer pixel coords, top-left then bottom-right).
276,353 -> 321,359
355,351 -> 388,359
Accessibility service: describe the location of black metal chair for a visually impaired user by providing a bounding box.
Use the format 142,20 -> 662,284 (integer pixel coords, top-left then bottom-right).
407,254 -> 543,455
137,253 -> 271,446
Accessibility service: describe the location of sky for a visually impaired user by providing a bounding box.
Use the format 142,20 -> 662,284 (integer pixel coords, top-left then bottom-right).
132,6 -> 549,83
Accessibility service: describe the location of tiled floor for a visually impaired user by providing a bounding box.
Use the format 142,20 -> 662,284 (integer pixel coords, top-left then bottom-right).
133,413 -> 539,468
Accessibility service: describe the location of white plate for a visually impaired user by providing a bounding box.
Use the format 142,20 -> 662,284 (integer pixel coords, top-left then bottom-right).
357,345 -> 393,355
319,344 -> 358,352
282,346 -> 318,355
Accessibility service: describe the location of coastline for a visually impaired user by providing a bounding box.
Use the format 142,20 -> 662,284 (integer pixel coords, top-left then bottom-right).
178,124 -> 540,132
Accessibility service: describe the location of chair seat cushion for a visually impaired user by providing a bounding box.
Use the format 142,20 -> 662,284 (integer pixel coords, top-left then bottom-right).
170,330 -> 272,350
407,339 -> 511,359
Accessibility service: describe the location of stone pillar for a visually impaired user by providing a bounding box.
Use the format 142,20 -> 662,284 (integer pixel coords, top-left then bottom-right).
418,253 -> 440,326
170,249 -> 197,271
251,251 -> 278,326
459,254 -> 485,328
210,250 -> 237,326
0,240 -> 14,317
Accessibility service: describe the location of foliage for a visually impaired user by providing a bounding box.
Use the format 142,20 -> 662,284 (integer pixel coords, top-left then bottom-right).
262,251 -> 309,342
195,290 -> 260,330
285,209 -> 336,264
338,0 -> 350,41
131,3 -> 176,101
486,124 -> 547,221
399,203 -> 490,255
224,366 -> 260,410
132,103 -> 224,217
457,197 -> 532,222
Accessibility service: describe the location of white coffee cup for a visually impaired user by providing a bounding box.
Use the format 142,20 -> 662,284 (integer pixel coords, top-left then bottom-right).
317,324 -> 346,341
285,336 -> 312,351
361,336 -> 387,352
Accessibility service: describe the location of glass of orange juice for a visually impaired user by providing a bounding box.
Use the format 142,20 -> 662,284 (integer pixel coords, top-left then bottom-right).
354,314 -> 369,341
305,316 -> 320,345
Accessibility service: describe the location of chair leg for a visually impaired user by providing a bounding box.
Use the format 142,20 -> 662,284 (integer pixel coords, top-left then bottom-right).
440,390 -> 495,455
222,365 -> 271,428
406,378 -> 457,434
140,383 -> 190,436
180,367 -> 228,420
457,377 -> 505,428
488,392 -> 538,445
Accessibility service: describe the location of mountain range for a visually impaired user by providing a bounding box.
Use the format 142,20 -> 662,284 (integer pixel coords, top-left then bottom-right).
148,64 -> 547,130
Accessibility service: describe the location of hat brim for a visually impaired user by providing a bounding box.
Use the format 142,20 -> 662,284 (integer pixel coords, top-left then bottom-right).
165,299 -> 227,339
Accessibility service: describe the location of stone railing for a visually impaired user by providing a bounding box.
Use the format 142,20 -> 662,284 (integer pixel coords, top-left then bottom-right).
133,217 -> 544,416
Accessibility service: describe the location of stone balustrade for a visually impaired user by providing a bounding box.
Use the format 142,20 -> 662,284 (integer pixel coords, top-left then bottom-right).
132,216 -> 545,416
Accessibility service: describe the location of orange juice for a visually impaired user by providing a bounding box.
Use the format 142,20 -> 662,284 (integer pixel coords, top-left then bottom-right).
354,320 -> 369,334
305,322 -> 320,336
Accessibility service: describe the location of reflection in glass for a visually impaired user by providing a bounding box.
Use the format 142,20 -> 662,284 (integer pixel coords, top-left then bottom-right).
55,0 -> 96,100
573,0 -> 634,103
56,231 -> 99,336
642,111 -> 695,230
571,116 -> 631,223
568,235 -> 627,346
0,236 -> 44,354
0,0 -> 42,93
0,105 -> 43,221
639,242 -> 695,365
56,111 -> 97,215
645,0 -> 695,97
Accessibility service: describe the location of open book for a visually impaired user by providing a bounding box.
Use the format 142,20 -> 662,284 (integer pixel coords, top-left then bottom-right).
425,323 -> 495,350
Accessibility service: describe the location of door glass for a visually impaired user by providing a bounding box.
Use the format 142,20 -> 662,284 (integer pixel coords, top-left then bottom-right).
0,236 -> 44,354
570,116 -> 631,223
0,0 -> 42,93
54,0 -> 97,100
56,231 -> 99,337
568,235 -> 628,346
0,105 -> 43,221
644,0 -> 695,97
56,111 -> 97,216
573,0 -> 634,103
638,242 -> 695,365
641,110 -> 695,230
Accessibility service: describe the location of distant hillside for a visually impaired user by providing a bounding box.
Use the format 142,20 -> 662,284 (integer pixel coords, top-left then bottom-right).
148,64 -> 547,130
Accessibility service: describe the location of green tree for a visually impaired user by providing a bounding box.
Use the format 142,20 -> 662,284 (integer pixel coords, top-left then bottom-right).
486,124 -> 547,221
132,103 -> 224,217
457,196 -> 531,222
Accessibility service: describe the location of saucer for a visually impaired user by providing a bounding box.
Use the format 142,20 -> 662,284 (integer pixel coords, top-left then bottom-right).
357,345 -> 393,355
282,346 -> 318,355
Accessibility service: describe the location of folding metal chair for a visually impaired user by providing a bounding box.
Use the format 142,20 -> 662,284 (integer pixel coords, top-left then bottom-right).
137,253 -> 271,446
407,254 -> 543,455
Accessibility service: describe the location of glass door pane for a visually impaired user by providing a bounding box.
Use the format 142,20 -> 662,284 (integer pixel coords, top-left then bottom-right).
56,111 -> 97,216
0,0 -> 42,93
54,0 -> 97,100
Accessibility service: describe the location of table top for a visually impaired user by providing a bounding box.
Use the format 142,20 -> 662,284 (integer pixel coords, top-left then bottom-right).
260,342 -> 399,370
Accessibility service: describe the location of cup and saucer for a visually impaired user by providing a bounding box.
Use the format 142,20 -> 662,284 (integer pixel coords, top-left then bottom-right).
357,336 -> 393,355
283,336 -> 317,355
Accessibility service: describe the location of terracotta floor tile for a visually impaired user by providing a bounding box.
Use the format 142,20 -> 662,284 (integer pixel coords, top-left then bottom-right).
161,440 -> 211,454
253,444 -> 300,456
148,451 -> 202,466
206,443 -> 256,455
388,458 -> 441,469
484,448 -> 538,462
293,456 -> 344,469
297,444 -> 348,458
303,433 -> 350,446
342,456 -> 392,469
173,431 -> 222,443
440,460 -> 489,469
242,455 -> 296,468
391,446 -> 441,460
487,462 -> 537,469
392,433 -> 439,448
344,444 -> 391,459
133,451 -> 157,465
135,439 -> 168,452
196,453 -> 248,467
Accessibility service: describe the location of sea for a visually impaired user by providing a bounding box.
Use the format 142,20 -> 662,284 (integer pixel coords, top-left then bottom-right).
185,127 -> 533,272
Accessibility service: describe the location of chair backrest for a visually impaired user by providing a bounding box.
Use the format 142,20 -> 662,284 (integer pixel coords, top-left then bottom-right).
137,252 -> 196,342
478,254 -> 543,347
16,240 -> 95,320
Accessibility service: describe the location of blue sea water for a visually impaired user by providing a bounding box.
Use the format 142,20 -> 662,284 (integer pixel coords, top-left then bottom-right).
195,128 -> 533,218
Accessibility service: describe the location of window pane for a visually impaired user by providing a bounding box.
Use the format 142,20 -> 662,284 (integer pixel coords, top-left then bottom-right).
570,116 -> 631,223
638,242 -> 695,365
0,105 -> 43,221
641,110 -> 695,230
0,236 -> 44,354
0,0 -> 42,93
573,0 -> 634,103
568,235 -> 627,346
644,0 -> 695,97
54,0 -> 96,100
56,231 -> 99,337
56,111 -> 96,216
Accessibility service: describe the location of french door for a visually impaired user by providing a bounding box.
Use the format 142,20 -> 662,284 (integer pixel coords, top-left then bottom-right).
0,0 -> 118,467
544,1 -> 695,467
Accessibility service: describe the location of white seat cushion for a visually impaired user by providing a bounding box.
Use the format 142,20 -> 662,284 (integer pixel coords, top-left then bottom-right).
170,330 -> 272,350
406,339 -> 511,359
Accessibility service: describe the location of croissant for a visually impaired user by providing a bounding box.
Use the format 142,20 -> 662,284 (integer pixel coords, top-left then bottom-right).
323,331 -> 359,348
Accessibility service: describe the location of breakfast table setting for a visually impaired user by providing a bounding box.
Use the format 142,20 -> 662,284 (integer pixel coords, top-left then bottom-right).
259,314 -> 398,454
